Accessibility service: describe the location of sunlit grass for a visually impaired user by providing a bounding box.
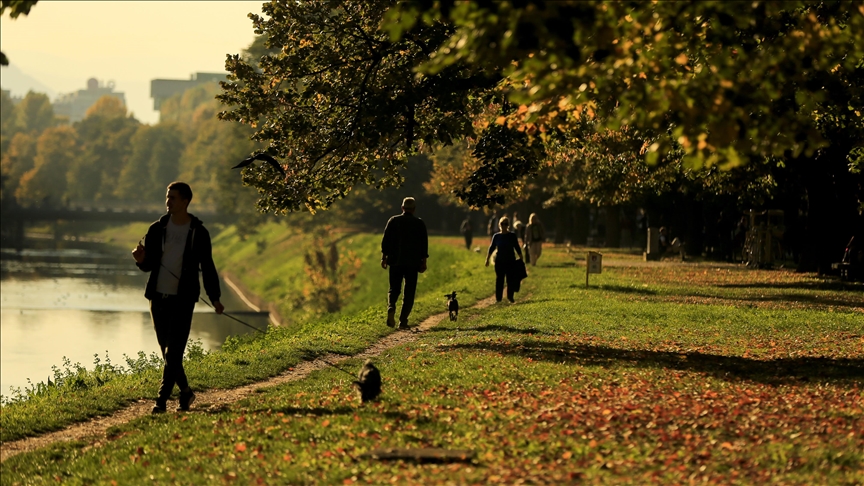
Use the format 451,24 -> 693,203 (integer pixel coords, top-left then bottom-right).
3,247 -> 861,484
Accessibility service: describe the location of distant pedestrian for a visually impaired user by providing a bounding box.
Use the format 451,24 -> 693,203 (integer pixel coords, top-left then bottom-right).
487,212 -> 499,240
512,212 -> 526,245
381,197 -> 428,329
485,216 -> 524,303
132,182 -> 223,414
524,213 -> 546,266
460,217 -> 474,250
659,226 -> 685,260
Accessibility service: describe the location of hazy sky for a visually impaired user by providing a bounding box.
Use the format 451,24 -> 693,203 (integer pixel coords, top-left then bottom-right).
0,1 -> 263,124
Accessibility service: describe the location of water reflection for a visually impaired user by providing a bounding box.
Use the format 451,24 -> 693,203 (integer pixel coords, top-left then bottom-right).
0,247 -> 268,395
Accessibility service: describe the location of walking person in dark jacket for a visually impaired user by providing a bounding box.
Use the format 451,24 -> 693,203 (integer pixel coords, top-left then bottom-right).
381,197 -> 428,329
460,217 -> 474,250
132,182 -> 223,414
485,216 -> 524,303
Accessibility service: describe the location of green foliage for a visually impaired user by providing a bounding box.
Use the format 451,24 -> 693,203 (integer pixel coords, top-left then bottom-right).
291,226 -> 362,316
0,132 -> 36,201
388,1 -> 864,167
15,126 -> 76,206
66,103 -> 139,202
9,91 -> 55,135
219,0 -> 496,213
116,123 -> 185,201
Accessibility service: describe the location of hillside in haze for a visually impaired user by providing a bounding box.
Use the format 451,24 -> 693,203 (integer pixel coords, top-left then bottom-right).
0,63 -> 55,98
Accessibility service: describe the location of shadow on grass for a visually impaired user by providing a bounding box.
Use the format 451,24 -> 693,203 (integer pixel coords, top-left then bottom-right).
262,406 -> 412,420
718,281 -> 864,292
436,341 -> 864,385
666,290 -> 864,310
541,262 -> 579,268
429,324 -> 548,335
592,284 -> 658,295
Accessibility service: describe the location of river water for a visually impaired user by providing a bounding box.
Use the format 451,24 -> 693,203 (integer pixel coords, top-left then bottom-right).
0,246 -> 268,397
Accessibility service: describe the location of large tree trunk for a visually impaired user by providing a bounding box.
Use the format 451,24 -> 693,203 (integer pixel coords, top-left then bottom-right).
605,205 -> 621,248
554,204 -> 566,244
570,204 -> 589,245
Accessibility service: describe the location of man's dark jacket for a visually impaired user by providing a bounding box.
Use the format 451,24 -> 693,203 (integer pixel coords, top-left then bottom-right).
381,213 -> 429,267
137,213 -> 221,303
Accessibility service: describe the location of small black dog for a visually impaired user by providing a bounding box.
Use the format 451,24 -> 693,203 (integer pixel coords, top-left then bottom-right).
445,291 -> 459,321
354,360 -> 382,403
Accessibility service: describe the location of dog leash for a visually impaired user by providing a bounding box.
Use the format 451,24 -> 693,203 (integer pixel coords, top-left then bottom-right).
140,237 -> 267,334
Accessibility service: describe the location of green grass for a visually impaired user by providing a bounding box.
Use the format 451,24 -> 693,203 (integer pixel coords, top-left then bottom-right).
0,230 -> 489,443
3,247 -> 861,484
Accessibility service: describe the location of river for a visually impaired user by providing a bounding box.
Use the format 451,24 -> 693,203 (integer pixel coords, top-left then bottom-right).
0,245 -> 269,398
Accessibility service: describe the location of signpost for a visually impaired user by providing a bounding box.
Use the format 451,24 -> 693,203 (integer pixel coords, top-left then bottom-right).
586,251 -> 602,286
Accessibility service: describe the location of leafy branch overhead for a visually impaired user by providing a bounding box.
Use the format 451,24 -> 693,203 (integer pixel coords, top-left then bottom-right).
218,1 -> 499,213
220,0 -> 863,214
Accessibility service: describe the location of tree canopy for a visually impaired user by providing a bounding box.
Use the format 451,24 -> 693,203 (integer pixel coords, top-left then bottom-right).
220,0 -> 863,214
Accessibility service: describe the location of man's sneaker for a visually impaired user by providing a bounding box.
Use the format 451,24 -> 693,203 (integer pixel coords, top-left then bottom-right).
398,319 -> 410,330
178,390 -> 196,412
151,403 -> 167,414
386,311 -> 396,328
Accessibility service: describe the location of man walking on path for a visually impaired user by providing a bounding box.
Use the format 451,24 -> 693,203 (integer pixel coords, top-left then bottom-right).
381,197 -> 428,329
132,182 -> 223,414
460,216 -> 474,250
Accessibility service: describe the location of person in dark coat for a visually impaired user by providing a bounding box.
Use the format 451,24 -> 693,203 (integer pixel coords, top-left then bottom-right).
132,182 -> 223,414
487,212 -> 499,240
381,197 -> 429,329
485,216 -> 524,303
460,217 -> 474,249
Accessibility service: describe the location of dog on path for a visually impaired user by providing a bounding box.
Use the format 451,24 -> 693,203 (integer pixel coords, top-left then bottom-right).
445,291 -> 459,321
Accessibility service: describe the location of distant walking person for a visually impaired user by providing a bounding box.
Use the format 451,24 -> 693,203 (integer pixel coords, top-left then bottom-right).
460,217 -> 474,250
132,182 -> 223,414
512,212 -> 526,244
485,216 -> 524,303
381,197 -> 429,329
525,213 -> 546,266
487,212 -> 499,240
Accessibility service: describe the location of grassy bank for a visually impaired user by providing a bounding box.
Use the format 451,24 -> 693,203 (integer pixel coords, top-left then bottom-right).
3,248 -> 861,484
0,227 -> 490,443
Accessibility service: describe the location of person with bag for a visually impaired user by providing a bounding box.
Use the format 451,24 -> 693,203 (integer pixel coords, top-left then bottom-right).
485,216 -> 525,303
524,213 -> 546,266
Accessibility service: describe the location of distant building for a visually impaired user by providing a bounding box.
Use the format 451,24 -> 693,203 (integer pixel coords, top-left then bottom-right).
53,78 -> 126,122
150,72 -> 227,111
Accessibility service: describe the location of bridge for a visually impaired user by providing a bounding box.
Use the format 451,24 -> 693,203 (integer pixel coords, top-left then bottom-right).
0,206 -> 233,251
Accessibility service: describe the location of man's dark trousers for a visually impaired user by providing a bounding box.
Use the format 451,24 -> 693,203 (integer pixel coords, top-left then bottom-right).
150,295 -> 195,403
388,265 -> 418,324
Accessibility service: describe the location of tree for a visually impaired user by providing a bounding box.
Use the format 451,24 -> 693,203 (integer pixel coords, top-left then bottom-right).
386,1 -> 864,166
0,0 -> 38,66
116,123 -> 185,201
66,96 -> 139,202
219,0 -> 498,213
15,125 -> 75,206
0,132 -> 36,201
10,91 -> 55,135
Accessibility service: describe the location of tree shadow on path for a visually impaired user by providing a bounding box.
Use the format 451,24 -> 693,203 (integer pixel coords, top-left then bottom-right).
436,340 -> 864,386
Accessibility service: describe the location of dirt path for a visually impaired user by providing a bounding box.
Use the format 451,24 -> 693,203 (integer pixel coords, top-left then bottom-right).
0,296 -> 496,462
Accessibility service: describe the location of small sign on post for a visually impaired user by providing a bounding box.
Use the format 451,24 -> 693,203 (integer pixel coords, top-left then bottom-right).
586,251 -> 602,286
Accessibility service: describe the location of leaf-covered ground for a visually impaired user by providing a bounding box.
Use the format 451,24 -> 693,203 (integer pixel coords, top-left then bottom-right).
3,247 -> 862,485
